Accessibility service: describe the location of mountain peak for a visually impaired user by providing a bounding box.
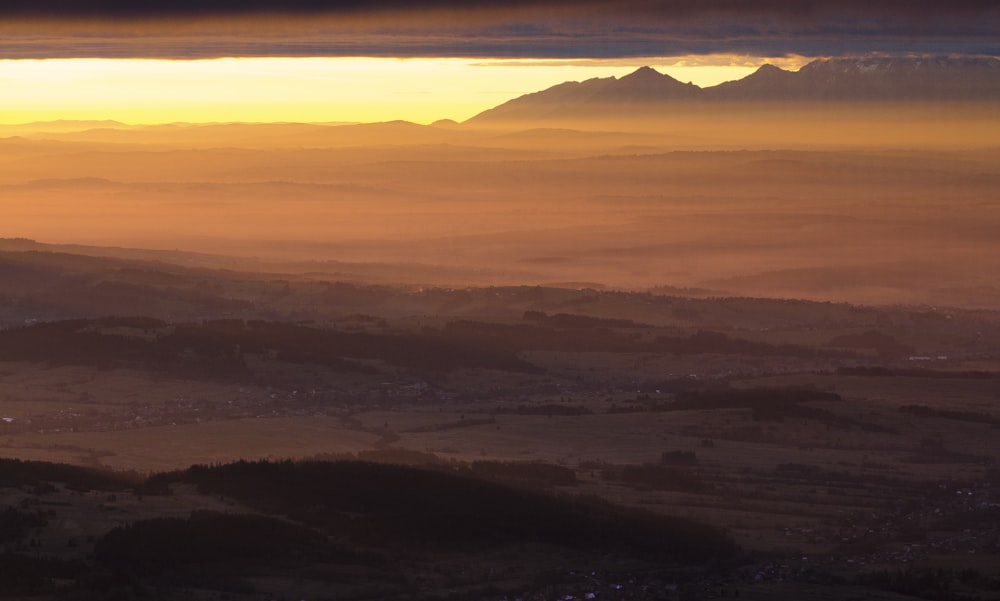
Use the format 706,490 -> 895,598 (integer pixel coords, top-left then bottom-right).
754,64 -> 786,75
622,66 -> 662,80
617,66 -> 694,87
612,66 -> 695,96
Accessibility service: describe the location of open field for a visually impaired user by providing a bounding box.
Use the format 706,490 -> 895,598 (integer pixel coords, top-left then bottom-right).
1,315 -> 997,559
2,349 -> 998,599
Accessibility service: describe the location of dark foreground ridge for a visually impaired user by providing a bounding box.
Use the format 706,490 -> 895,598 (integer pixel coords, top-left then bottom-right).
0,457 -> 737,600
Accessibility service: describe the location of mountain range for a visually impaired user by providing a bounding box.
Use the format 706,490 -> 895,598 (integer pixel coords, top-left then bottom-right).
468,57 -> 1000,123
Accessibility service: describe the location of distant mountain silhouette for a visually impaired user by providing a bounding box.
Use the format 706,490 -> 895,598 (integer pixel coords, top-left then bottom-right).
723,57 -> 1000,101
707,63 -> 800,100
468,57 -> 1000,123
0,119 -> 128,135
594,66 -> 702,102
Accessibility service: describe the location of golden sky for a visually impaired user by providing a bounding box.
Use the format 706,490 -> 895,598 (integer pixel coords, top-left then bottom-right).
0,56 -> 805,125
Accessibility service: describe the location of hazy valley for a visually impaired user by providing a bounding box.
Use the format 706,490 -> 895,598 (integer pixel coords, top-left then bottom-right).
0,58 -> 999,600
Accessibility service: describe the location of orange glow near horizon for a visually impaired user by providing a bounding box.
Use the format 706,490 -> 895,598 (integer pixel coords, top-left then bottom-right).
0,56 -> 786,125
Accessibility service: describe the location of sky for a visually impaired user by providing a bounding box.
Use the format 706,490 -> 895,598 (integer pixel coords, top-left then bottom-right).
1,0 -> 997,124
0,57 -> 795,124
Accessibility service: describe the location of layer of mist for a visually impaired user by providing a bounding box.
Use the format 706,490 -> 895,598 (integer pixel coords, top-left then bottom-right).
2,106 -> 998,308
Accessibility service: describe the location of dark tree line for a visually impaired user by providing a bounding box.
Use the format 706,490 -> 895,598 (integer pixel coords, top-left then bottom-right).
444,320 -> 848,358
0,458 -> 139,491
143,459 -> 737,561
0,317 -> 540,381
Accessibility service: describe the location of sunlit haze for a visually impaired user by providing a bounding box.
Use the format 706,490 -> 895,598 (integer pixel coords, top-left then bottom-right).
0,57 -> 773,124
2,1 -> 1000,597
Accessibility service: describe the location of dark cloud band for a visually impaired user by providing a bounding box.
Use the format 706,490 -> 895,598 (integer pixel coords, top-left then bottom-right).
0,0 -> 996,19
0,0 -> 997,59
0,0 -> 997,21
1,0 -> 548,18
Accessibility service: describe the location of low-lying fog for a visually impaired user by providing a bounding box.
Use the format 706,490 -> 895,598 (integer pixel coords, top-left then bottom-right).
2,105 -> 998,308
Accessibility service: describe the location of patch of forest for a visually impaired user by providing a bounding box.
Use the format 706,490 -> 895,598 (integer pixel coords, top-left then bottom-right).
0,317 -> 539,380
837,366 -> 999,379
141,459 -> 737,561
94,511 -> 362,590
522,309 -> 649,329
0,456 -> 737,599
0,314 -> 870,387
825,330 -> 916,358
661,386 -> 838,414
310,449 -> 577,489
0,250 -> 254,320
443,319 -> 847,358
0,553 -> 85,598
0,458 -> 140,492
900,404 -> 999,425
312,449 -> 579,489
637,386 -> 900,431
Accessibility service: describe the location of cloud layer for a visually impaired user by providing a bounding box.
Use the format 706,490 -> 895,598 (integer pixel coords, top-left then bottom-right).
2,0 -> 998,59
